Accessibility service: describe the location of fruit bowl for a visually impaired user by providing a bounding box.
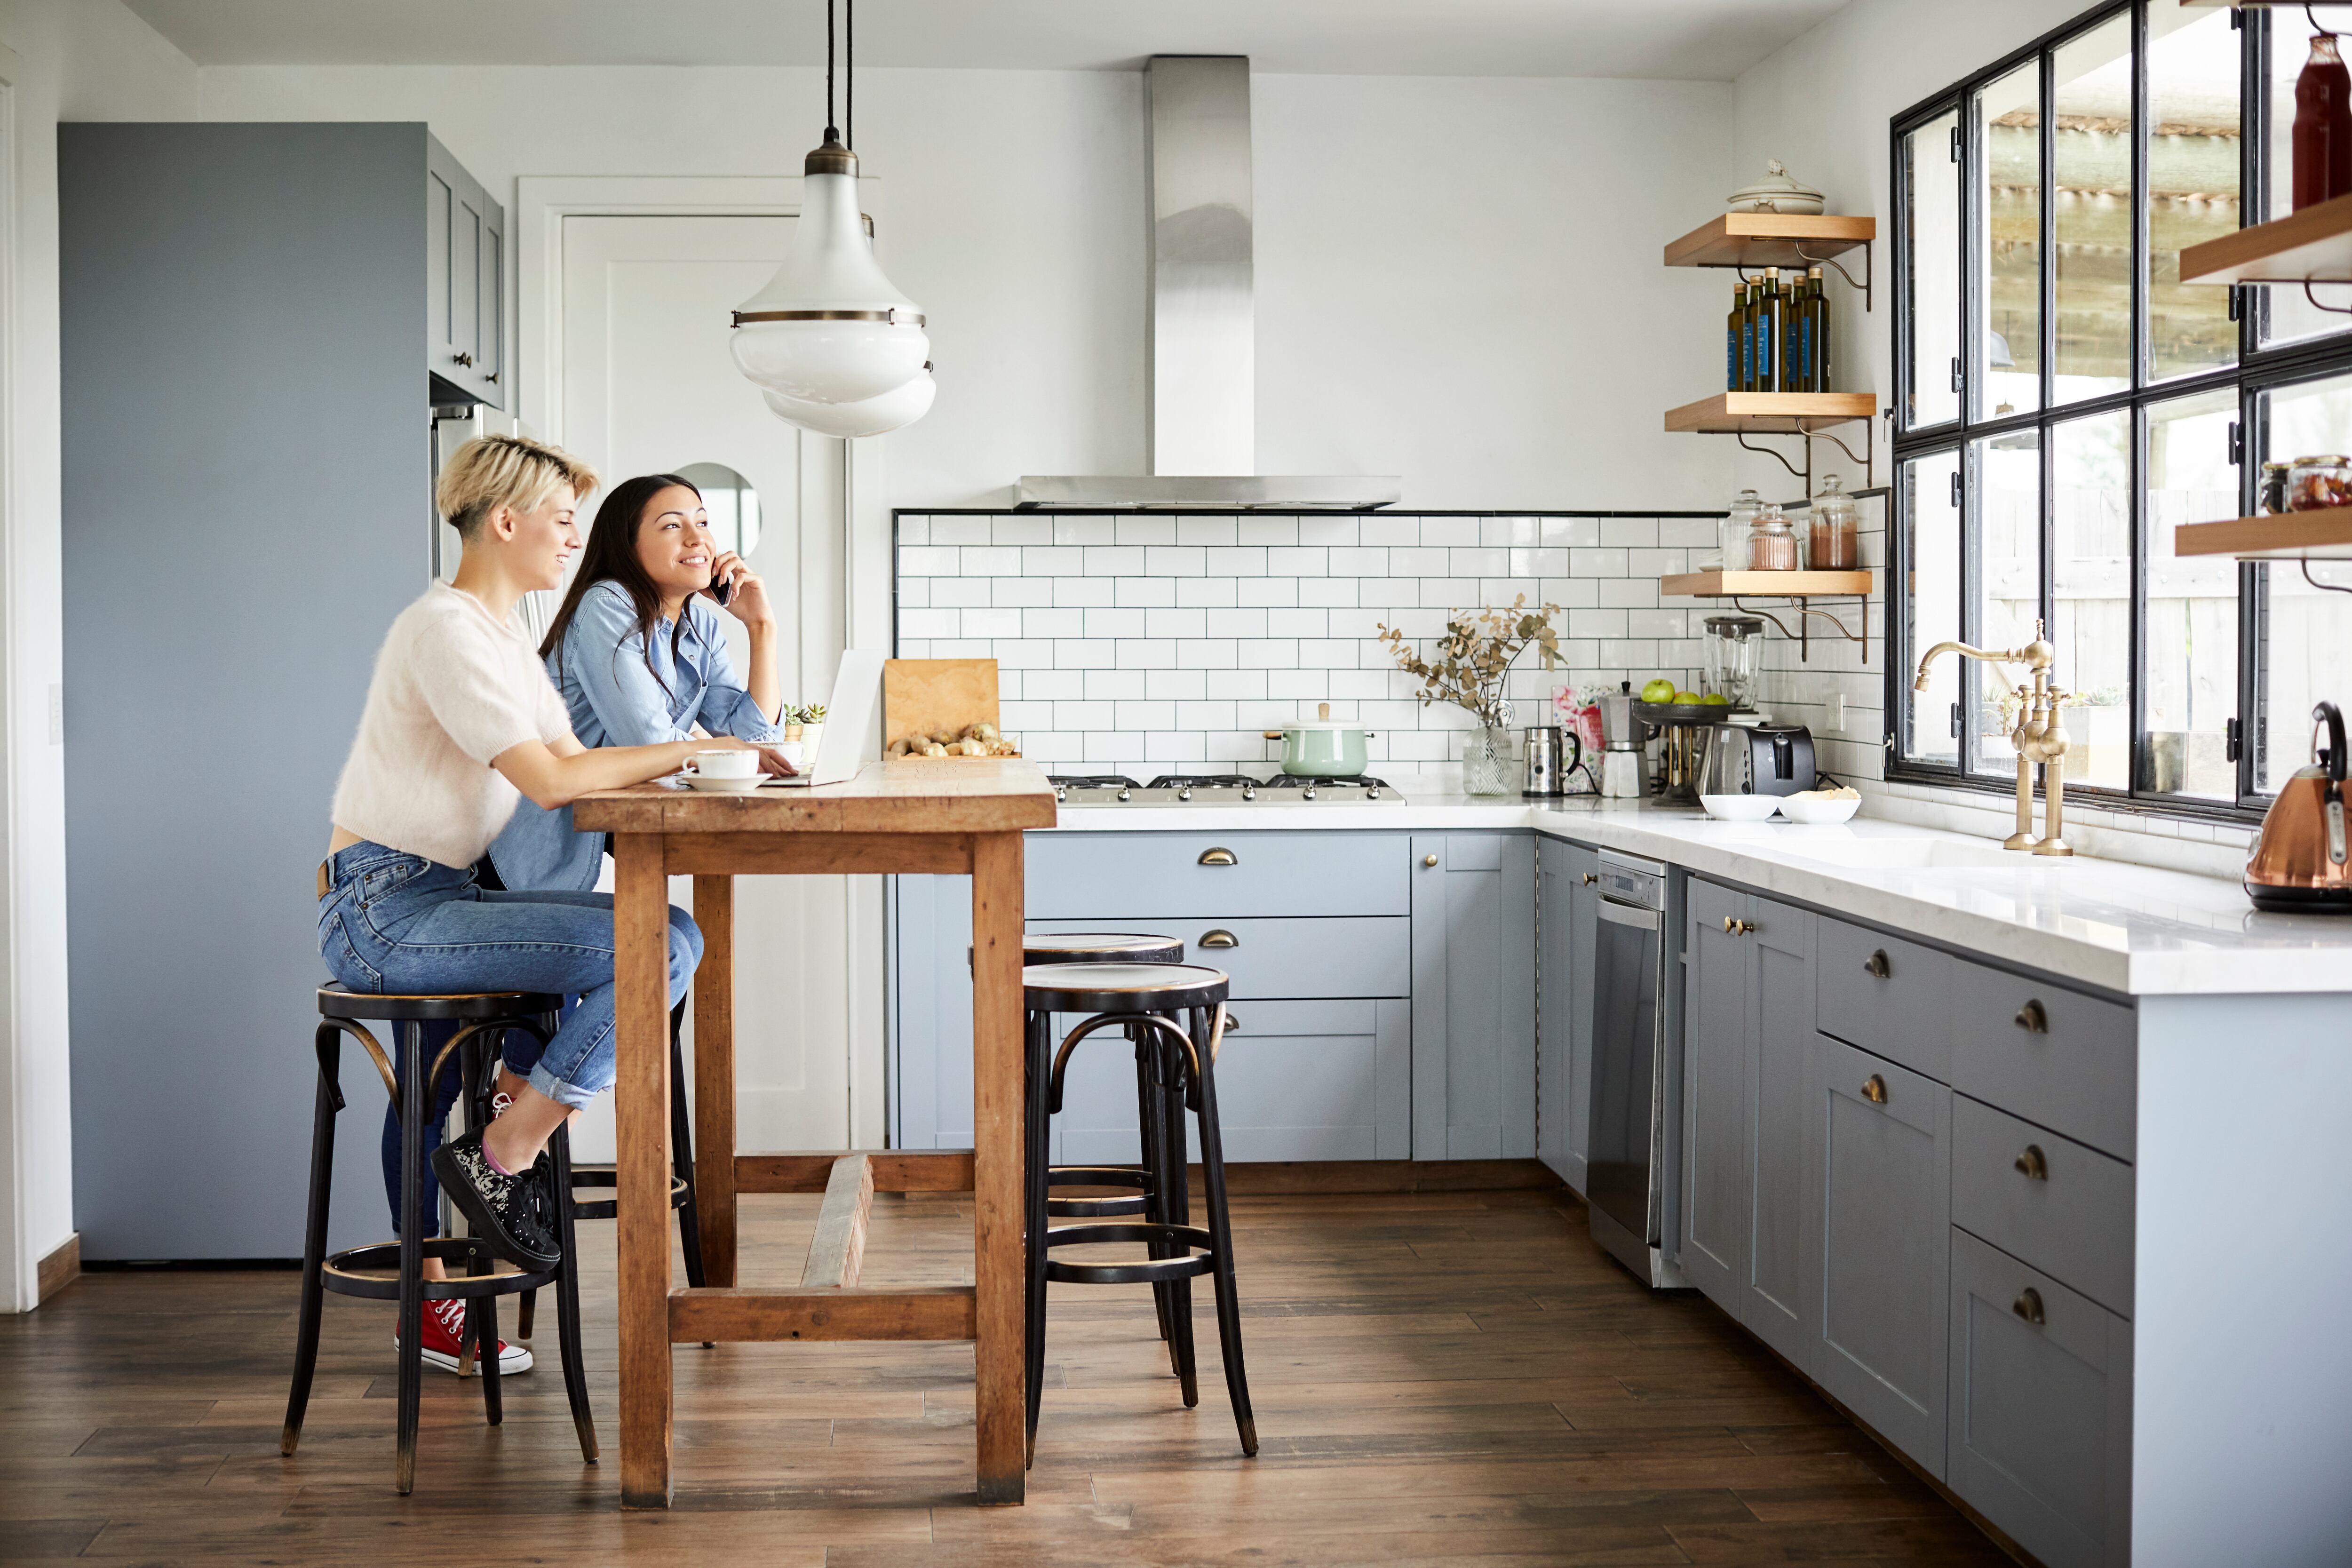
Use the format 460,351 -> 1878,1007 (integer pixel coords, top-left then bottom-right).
1632,699 -> 1735,726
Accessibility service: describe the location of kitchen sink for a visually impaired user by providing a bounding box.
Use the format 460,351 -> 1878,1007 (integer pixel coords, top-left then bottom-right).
1778,836 -> 2024,870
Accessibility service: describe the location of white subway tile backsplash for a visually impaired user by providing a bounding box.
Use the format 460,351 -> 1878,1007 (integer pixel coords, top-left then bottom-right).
1569,547 -> 1629,577
1541,517 -> 1598,549
1237,638 -> 1298,669
1205,669 -> 1267,700
932,577 -> 991,607
1174,639 -> 1235,669
1054,576 -> 1115,608
993,577 -> 1053,607
1148,669 -> 1207,700
1236,517 -> 1298,546
1085,545 -> 1144,576
1327,547 -> 1388,576
1269,607 -> 1331,638
1206,546 -> 1267,576
1208,607 -> 1269,639
1115,517 -> 1176,545
1598,578 -> 1658,610
1297,578 -> 1361,608
899,545 -> 959,576
1450,546 -> 1507,578
897,516 -> 929,546
1147,607 -> 1207,640
1358,516 -> 1420,547
1597,517 -> 1657,548
1052,516 -> 1114,545
961,606 -> 1023,638
1023,607 -> 1084,638
1112,576 -> 1176,608
1176,515 -> 1240,547
931,516 -> 993,545
1267,547 -> 1327,577
1482,517 -> 1541,547
1419,516 -> 1478,547
1083,607 -> 1146,638
1083,669 -> 1144,700
1120,639 -> 1181,669
962,545 -> 1021,575
1176,577 -> 1240,608
991,516 -> 1053,546
1236,577 -> 1299,607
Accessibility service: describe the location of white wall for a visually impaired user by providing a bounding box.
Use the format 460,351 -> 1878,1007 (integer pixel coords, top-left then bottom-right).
0,0 -> 197,1309
198,63 -> 1738,511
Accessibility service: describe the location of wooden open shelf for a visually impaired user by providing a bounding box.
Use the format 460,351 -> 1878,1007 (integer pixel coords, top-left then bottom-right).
1664,392 -> 1878,435
1664,213 -> 1876,270
2179,192 -> 2352,286
2175,508 -> 2352,561
1661,570 -> 1874,597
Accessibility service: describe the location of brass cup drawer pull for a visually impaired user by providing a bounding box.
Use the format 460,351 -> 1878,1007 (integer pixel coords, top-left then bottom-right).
1197,847 -> 1238,866
2015,998 -> 2049,1034
1224,1014 -> 1240,1033
2014,1144 -> 2049,1181
2012,1287 -> 2046,1326
1861,1074 -> 1888,1105
1864,949 -> 1892,979
1198,929 -> 1239,949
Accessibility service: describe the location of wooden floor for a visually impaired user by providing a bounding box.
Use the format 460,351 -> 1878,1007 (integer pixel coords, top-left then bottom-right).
1,1186 -> 2013,1566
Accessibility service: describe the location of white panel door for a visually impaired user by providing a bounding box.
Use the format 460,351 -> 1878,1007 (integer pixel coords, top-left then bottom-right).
556,213 -> 860,1157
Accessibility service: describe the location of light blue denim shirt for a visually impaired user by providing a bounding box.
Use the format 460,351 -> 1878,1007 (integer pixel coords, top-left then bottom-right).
485,581 -> 781,891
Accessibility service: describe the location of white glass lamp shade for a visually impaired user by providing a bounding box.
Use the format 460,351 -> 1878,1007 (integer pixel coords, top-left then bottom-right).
762,366 -> 935,439
731,167 -> 929,406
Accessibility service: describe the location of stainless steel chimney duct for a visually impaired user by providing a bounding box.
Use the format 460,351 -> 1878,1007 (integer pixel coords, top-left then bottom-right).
1017,55 -> 1398,510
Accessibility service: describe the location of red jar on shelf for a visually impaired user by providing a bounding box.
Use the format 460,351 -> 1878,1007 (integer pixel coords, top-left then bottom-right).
2295,32 -> 2352,210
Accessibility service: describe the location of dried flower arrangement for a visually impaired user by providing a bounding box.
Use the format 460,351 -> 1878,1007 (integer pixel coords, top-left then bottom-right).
1376,597 -> 1564,728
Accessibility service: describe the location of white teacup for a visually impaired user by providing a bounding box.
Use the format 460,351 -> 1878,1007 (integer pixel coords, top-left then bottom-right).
772,740 -> 807,770
689,748 -> 760,780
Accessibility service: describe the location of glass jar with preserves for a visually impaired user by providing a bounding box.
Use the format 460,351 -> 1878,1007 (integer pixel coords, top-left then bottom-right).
2261,461 -> 2294,515
1808,473 -> 1859,570
2288,454 -> 2352,511
1748,502 -> 1799,570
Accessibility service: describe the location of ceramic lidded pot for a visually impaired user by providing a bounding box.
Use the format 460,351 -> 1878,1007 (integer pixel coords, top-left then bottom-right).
1727,159 -> 1825,215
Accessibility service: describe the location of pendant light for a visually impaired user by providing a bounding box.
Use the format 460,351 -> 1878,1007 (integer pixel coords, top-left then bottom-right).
732,0 -> 932,431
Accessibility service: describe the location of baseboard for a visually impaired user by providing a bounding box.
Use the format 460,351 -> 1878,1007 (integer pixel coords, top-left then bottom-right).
1184,1158 -> 1564,1195
34,1233 -> 79,1306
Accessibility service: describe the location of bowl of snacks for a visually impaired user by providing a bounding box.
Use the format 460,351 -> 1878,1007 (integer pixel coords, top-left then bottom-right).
887,721 -> 1021,759
1777,785 -> 1862,825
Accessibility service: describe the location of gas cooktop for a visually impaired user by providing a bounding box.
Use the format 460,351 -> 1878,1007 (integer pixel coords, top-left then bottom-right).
1048,772 -> 1405,805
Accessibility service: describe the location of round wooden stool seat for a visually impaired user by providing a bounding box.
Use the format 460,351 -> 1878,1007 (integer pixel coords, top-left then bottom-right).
1023,932 -> 1184,966
317,982 -> 565,1022
1021,962 -> 1228,1015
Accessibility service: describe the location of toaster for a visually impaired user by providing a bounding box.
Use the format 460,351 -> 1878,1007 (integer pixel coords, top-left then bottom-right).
1703,723 -> 1817,798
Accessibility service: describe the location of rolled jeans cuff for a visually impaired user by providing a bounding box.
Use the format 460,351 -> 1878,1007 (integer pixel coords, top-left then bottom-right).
528,1056 -> 609,1111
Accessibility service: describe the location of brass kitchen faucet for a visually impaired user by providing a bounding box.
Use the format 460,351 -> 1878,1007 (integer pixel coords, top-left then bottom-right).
1913,620 -> 2074,856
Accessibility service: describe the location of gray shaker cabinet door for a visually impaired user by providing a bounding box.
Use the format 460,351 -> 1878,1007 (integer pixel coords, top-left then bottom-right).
1806,1034 -> 1952,1479
1948,1228 -> 2133,1568
1537,838 -> 1599,1193
1679,877 -> 1749,1310
1411,834 -> 1537,1161
1742,895 -> 1813,1368
424,134 -> 504,406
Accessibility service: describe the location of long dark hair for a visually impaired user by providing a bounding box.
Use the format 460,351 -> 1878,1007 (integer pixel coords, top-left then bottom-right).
540,473 -> 703,695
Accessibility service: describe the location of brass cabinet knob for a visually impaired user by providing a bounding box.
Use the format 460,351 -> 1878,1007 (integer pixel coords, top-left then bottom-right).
1198,847 -> 1237,866
1864,949 -> 1892,979
453,350 -> 474,367
2012,1287 -> 2046,1326
1723,915 -> 1739,934
2014,1145 -> 2049,1181
2015,998 -> 2049,1034
1581,873 -> 1597,885
1199,929 -> 1239,949
1224,1013 -> 1239,1033
1861,1074 -> 1888,1105
1424,854 -> 1440,868
1738,919 -> 1756,935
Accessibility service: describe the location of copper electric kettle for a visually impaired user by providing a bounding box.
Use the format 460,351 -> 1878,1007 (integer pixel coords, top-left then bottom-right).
2245,700 -> 2352,912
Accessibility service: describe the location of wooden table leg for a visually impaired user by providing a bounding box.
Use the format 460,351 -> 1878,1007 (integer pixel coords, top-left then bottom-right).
615,833 -> 675,1509
970,830 -> 1026,1504
691,874 -> 737,1287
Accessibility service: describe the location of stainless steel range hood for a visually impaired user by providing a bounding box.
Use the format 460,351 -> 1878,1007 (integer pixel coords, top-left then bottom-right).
1017,56 -> 1398,511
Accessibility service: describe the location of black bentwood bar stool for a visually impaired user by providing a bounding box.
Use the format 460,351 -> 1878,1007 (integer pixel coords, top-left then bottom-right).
1022,960 -> 1257,1465
286,985 -> 596,1495
1021,933 -> 1184,1228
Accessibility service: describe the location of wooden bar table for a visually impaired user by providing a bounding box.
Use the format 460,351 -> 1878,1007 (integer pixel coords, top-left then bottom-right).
572,758 -> 1055,1509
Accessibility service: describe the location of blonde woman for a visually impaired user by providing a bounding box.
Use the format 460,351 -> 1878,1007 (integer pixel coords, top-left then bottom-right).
320,434 -> 787,1284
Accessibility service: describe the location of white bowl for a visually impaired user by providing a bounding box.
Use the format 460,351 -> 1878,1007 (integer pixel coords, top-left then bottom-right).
682,773 -> 764,793
1701,793 -> 1781,822
1778,794 -> 1862,825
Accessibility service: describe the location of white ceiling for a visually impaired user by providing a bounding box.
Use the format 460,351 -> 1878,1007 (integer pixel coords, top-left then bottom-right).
122,0 -> 1849,80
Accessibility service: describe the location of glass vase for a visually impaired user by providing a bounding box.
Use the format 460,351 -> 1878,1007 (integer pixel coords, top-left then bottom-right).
1461,725 -> 1515,796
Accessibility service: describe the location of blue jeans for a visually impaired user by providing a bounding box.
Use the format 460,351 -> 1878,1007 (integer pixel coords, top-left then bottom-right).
318,841 -> 701,1228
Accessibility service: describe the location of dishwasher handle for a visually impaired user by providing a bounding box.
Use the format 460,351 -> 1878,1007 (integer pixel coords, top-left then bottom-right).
1596,897 -> 1661,933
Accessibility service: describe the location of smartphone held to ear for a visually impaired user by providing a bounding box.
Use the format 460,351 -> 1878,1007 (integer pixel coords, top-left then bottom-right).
710,574 -> 731,607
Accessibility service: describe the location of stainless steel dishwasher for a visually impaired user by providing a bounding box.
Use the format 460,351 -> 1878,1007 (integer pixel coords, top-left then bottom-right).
1584,850 -> 1686,1288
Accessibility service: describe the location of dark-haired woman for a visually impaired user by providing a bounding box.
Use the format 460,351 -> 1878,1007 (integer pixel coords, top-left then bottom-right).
468,474 -> 787,1129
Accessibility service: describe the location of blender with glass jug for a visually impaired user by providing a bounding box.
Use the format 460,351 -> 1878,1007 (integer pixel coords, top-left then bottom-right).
1702,615 -> 1765,715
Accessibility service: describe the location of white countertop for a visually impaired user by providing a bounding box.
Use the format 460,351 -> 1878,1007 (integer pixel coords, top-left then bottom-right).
1041,776 -> 2352,997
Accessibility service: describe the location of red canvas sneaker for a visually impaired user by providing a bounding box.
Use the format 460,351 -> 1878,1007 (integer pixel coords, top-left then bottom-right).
396,1297 -> 533,1375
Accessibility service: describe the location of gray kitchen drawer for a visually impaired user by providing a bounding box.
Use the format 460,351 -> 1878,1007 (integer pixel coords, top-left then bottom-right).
1951,969 -> 2136,1160
1025,914 -> 1409,998
1817,917 -> 1954,1082
1027,830 -> 1409,919
1953,1095 -> 2134,1316
1948,1227 -> 2133,1568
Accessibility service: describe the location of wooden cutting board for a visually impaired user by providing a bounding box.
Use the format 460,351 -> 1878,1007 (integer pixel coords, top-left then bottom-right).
883,658 -> 1001,746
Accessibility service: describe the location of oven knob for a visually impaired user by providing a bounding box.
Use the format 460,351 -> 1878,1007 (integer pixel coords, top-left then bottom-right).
1180,787 -> 1192,800
1055,788 -> 1066,802
1367,786 -> 1381,799
1243,788 -> 1255,801
1117,788 -> 1131,801
1304,786 -> 1317,800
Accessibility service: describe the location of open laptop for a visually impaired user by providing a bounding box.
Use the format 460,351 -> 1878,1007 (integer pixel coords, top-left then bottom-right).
765,648 -> 884,788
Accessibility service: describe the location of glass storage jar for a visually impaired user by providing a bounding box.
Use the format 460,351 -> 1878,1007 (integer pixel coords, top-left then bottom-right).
2288,454 -> 2352,511
1719,488 -> 1761,572
1808,473 -> 1858,569
1748,502 -> 1799,570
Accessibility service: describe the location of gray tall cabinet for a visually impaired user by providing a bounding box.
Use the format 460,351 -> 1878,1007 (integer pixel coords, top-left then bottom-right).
62,123 -> 505,1258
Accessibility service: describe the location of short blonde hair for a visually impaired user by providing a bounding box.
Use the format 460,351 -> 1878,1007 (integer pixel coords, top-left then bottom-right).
436,434 -> 599,539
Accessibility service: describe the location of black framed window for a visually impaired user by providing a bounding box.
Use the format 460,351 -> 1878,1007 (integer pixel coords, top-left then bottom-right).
1890,0 -> 2352,816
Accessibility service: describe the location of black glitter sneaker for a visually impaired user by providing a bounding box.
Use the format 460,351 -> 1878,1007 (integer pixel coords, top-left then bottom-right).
431,1127 -> 561,1269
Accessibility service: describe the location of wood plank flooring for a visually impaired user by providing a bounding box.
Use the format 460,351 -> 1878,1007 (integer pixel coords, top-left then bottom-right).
0,1187 -> 2012,1566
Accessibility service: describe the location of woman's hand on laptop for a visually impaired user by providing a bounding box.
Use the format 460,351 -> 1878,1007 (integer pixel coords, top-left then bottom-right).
753,742 -> 799,777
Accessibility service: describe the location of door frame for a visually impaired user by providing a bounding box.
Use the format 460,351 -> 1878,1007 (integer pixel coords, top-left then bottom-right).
513,175 -> 894,1148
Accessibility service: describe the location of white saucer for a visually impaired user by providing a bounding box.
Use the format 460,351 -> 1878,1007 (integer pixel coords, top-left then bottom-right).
681,772 -> 764,793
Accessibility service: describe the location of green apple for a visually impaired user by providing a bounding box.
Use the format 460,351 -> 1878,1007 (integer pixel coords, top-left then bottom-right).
1699,692 -> 1730,706
1639,677 -> 1678,703
1674,691 -> 1703,705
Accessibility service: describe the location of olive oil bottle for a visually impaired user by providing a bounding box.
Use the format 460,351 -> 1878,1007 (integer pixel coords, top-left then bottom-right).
1806,264 -> 1831,391
1727,278 -> 1744,391
1738,278 -> 1757,391
1757,268 -> 1784,394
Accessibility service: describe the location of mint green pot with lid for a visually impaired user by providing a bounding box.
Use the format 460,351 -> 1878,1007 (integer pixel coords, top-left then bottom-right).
1263,703 -> 1376,776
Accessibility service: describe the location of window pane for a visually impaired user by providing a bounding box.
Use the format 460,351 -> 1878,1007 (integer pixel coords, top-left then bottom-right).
1972,429 -> 2043,778
2264,10 -> 2352,348
2051,411 -> 2132,790
1907,108 -> 1963,429
2144,390 -> 2241,799
2053,16 -> 2133,402
2258,371 -> 2352,792
2148,5 -> 2241,382
1978,62 -> 2042,419
1905,451 -> 1963,765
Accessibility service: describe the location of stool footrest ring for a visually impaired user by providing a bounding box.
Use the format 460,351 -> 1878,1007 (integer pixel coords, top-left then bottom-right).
322,1238 -> 558,1300
1041,1222 -> 1217,1285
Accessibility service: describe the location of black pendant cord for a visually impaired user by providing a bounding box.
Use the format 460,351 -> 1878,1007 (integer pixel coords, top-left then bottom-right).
824,0 -> 837,140
846,0 -> 854,150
